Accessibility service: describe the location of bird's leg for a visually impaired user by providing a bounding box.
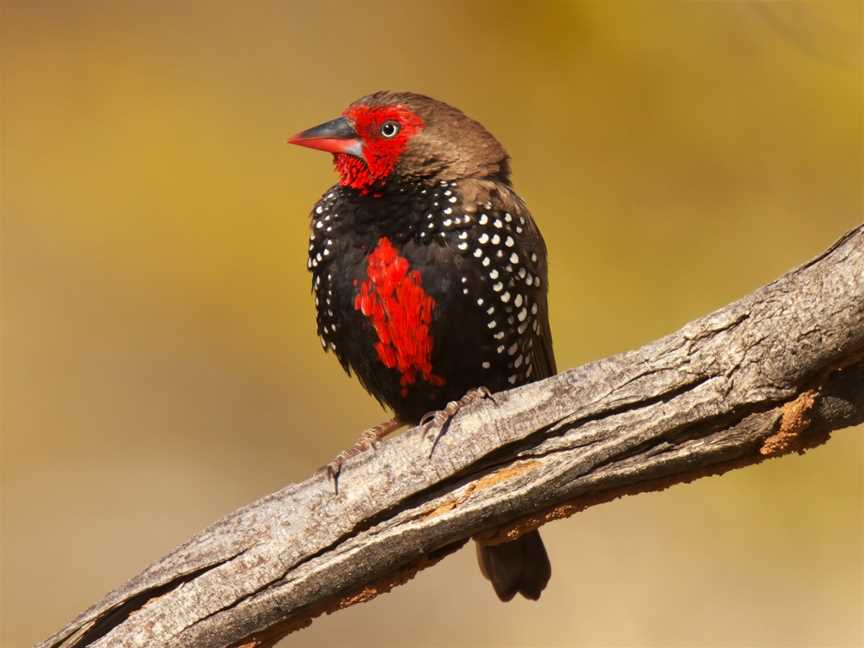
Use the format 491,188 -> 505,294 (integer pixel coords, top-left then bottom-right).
324,417 -> 405,488
421,386 -> 497,455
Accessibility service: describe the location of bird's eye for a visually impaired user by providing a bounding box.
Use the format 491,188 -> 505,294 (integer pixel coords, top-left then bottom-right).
380,121 -> 400,138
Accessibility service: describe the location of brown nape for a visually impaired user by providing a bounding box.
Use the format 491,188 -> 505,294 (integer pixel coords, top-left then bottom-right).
475,530 -> 551,601
354,90 -> 512,185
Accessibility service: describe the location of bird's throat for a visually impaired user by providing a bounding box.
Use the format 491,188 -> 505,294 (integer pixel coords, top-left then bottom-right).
333,153 -> 380,194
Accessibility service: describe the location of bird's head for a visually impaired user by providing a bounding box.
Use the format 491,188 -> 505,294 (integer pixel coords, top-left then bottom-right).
289,91 -> 510,194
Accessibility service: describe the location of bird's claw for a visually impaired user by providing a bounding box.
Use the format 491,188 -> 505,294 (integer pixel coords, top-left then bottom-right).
319,418 -> 403,494
422,386 -> 496,453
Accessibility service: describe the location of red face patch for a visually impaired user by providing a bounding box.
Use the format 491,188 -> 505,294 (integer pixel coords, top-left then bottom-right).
335,104 -> 424,193
354,237 -> 444,397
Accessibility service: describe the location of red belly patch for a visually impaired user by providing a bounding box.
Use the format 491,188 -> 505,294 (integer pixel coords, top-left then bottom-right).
354,237 -> 445,397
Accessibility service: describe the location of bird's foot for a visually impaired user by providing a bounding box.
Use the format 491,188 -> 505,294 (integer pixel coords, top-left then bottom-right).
323,417 -> 404,492
421,386 -> 496,455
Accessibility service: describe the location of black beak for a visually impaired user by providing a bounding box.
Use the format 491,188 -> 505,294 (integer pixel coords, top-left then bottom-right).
288,116 -> 364,158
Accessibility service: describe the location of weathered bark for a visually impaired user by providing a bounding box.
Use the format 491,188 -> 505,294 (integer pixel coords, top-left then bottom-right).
40,226 -> 864,648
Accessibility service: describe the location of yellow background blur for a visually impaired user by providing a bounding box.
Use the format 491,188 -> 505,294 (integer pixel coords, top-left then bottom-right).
2,2 -> 862,647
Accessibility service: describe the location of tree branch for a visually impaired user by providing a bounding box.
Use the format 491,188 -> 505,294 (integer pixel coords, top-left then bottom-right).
41,226 -> 864,648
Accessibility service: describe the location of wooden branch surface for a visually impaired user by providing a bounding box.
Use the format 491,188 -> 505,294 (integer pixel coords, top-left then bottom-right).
41,226 -> 864,648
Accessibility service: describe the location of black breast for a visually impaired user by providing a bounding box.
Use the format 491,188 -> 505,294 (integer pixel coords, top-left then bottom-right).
306,180 -> 555,423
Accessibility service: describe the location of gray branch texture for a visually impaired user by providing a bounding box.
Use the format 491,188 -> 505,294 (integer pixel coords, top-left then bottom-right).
41,226 -> 864,648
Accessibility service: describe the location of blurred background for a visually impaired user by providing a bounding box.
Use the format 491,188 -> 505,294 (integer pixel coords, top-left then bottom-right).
2,1 -> 862,646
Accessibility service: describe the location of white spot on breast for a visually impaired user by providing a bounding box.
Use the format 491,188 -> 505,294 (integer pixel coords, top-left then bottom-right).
514,294 -> 523,307
492,282 -> 503,292
477,297 -> 484,306
457,242 -> 468,250
486,305 -> 495,314
479,233 -> 489,244
497,345 -> 505,354
474,248 -> 483,258
316,205 -> 324,214
493,219 -> 503,229
489,269 -> 499,279
531,252 -> 538,263
482,361 -> 491,369
491,233 -> 501,245
531,303 -> 538,314
505,236 -> 514,247
509,253 -> 519,264
479,214 -> 489,225
488,320 -> 497,329
500,291 -> 511,303
517,307 -> 528,322
443,218 -> 452,226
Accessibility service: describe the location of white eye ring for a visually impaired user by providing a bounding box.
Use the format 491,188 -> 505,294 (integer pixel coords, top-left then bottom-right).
380,121 -> 400,138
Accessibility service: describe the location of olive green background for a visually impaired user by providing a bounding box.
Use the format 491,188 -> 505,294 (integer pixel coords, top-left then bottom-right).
2,2 -> 862,647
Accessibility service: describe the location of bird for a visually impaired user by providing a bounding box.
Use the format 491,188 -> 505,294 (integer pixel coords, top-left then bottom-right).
289,91 -> 555,602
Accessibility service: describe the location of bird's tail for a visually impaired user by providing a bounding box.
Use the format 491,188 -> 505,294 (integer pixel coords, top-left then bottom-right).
475,529 -> 551,601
